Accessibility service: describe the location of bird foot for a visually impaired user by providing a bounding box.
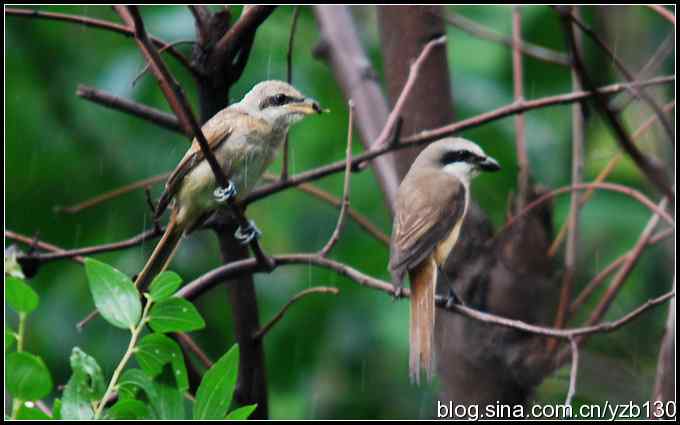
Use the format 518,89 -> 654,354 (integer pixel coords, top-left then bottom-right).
214,180 -> 237,203
446,287 -> 465,309
392,286 -> 404,300
235,220 -> 261,245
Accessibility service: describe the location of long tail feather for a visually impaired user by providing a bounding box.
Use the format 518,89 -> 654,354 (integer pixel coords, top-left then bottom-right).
135,214 -> 183,291
409,258 -> 437,384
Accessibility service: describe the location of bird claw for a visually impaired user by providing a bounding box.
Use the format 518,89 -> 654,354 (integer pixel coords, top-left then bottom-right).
214,181 -> 237,203
446,287 -> 465,308
235,220 -> 261,245
392,286 -> 404,299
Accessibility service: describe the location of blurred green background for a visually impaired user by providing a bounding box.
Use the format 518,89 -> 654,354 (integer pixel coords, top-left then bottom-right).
5,5 -> 675,419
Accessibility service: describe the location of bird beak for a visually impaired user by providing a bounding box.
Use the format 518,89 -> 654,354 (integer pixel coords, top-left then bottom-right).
479,156 -> 501,172
288,98 -> 326,115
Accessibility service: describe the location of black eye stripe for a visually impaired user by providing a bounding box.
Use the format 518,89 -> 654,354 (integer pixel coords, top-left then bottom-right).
259,94 -> 305,110
441,150 -> 483,165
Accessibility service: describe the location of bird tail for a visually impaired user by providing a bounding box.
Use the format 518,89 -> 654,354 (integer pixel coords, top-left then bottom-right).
408,258 -> 437,385
135,214 -> 183,292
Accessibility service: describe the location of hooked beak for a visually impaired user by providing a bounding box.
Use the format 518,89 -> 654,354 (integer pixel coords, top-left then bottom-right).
479,156 -> 501,172
288,98 -> 326,115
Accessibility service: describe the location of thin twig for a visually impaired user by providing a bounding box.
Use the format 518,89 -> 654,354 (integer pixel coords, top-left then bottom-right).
5,7 -> 198,79
132,40 -> 196,87
512,6 -> 529,206
369,35 -> 447,153
280,6 -> 301,181
565,337 -> 579,406
174,332 -> 213,369
498,182 -> 674,238
253,286 -> 339,340
567,225 -> 675,314
565,10 -> 675,145
188,6 -> 211,45
320,100 -> 354,257
548,101 -> 675,256
55,172 -> 170,214
435,10 -> 569,66
556,8 -> 673,199
76,85 -> 186,136
550,7 -> 585,351
646,5 -> 675,25
5,230 -> 84,264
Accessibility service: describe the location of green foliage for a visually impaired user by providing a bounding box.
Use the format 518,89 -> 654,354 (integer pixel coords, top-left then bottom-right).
148,271 -> 183,302
6,352 -> 53,401
194,344 -> 240,420
15,404 -> 51,420
6,276 -> 39,314
85,258 -> 142,329
5,326 -> 16,351
105,399 -> 152,420
148,298 -> 206,333
134,333 -> 189,391
61,348 -> 106,420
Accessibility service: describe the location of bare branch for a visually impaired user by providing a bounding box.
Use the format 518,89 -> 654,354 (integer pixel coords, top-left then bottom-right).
253,286 -> 339,340
55,171 -> 170,214
435,10 -> 569,66
556,7 -> 673,199
5,7 -> 198,79
5,230 -> 84,264
320,101 -> 354,257
213,6 -> 277,63
76,85 -> 186,136
512,6 -> 530,205
174,332 -> 213,369
548,101 -> 676,256
565,337 -> 579,406
280,6 -> 302,181
646,5 -> 676,25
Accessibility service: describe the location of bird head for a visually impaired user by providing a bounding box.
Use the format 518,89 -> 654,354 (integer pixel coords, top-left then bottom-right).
415,137 -> 501,184
239,80 -> 324,128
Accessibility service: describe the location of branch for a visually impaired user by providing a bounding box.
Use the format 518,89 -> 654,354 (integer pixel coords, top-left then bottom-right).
565,337 -> 579,406
175,250 -> 675,341
435,10 -> 569,66
55,171 -> 170,214
245,76 -> 675,206
556,7 -> 673,199
647,5 -> 675,25
5,7 -> 197,79
76,85 -> 186,135
512,6 -> 530,205
320,101 -> 354,257
548,101 -> 676,256
5,230 -> 84,264
369,35 -> 447,152
253,286 -> 339,340
213,6 -> 277,64
498,182 -> 674,238
564,9 -> 675,145
280,6 -> 301,181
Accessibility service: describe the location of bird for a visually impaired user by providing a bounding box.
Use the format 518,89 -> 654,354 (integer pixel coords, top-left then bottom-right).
389,137 -> 501,384
135,80 -> 323,291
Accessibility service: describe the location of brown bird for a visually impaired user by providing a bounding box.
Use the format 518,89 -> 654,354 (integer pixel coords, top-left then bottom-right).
135,80 -> 323,290
389,137 -> 500,384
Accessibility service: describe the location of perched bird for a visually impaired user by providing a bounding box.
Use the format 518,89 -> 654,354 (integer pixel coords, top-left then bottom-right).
135,80 -> 323,290
389,137 -> 500,384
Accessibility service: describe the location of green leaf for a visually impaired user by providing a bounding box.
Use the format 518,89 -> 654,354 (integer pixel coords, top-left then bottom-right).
119,368 -> 185,420
84,258 -> 141,329
148,271 -> 182,302
105,399 -> 151,420
226,404 -> 258,420
52,399 -> 62,420
6,326 -> 16,351
149,298 -> 205,333
15,404 -> 51,420
61,347 -> 105,420
6,352 -> 53,400
6,276 -> 39,314
194,344 -> 239,420
135,333 -> 188,392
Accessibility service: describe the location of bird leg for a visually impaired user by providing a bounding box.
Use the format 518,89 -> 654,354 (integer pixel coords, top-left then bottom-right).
437,265 -> 466,308
235,220 -> 262,245
213,180 -> 238,203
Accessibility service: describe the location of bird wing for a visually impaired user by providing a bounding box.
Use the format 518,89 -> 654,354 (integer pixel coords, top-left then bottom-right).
154,109 -> 245,218
389,170 -> 467,285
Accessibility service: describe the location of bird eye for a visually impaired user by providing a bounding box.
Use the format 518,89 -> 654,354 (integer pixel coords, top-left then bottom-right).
273,94 -> 288,106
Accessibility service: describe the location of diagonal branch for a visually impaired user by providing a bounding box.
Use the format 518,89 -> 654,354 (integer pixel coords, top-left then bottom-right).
556,7 -> 673,199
